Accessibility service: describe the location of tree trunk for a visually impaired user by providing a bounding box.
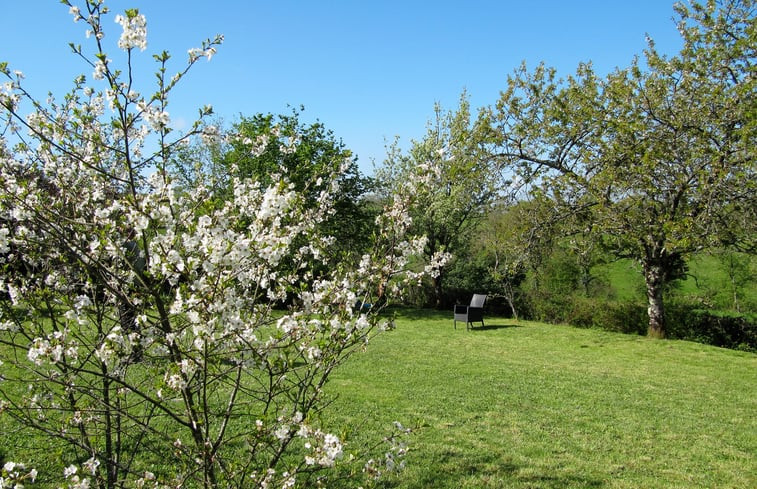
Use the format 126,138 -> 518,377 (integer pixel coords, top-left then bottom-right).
643,262 -> 666,338
504,282 -> 519,321
432,273 -> 443,309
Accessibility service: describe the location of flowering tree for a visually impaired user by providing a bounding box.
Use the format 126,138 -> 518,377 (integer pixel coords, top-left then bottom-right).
0,2 -> 435,488
171,107 -> 376,268
375,93 -> 498,307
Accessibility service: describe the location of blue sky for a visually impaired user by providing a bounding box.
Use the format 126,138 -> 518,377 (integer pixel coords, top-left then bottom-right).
2,1 -> 684,174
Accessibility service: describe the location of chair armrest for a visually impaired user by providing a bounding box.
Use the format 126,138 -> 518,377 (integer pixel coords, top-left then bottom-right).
454,304 -> 468,313
466,307 -> 484,321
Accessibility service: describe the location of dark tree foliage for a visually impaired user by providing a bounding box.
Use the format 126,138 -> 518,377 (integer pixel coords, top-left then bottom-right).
227,108 -> 375,264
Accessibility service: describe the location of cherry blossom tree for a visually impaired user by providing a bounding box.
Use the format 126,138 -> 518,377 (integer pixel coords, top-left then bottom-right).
171,107 -> 376,269
0,2 -> 438,488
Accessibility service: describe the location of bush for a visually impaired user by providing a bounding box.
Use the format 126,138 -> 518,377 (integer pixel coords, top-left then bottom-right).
564,297 -> 648,335
521,288 -> 570,323
666,306 -> 757,352
563,295 -> 757,350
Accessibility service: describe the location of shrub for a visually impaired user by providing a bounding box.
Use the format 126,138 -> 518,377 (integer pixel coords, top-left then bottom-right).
666,306 -> 757,352
565,295 -> 757,349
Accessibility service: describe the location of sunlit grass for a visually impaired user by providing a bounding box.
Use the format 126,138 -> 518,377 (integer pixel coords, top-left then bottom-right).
325,308 -> 757,488
600,253 -> 757,311
2,307 -> 755,488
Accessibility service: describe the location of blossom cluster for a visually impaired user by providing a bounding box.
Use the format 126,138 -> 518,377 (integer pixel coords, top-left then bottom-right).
188,46 -> 218,62
61,465 -> 92,489
138,100 -> 170,130
0,68 -> 23,112
0,462 -> 37,489
362,422 -> 412,480
115,11 -> 147,51
27,330 -> 79,366
299,426 -> 344,467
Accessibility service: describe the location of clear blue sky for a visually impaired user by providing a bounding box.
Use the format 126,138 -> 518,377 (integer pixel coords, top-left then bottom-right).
2,1 -> 683,175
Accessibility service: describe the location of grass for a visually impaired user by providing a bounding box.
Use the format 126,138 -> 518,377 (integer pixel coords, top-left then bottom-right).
602,259 -> 644,302
324,308 -> 757,488
2,307 -> 754,488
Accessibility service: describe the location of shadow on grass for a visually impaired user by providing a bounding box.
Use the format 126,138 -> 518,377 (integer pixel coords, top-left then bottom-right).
468,323 -> 521,331
515,473 -> 605,489
405,449 -> 606,489
381,307 -> 451,321
382,306 -> 521,325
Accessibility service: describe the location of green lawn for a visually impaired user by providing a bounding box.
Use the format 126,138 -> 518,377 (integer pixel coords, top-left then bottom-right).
325,308 -> 757,488
2,307 -> 754,488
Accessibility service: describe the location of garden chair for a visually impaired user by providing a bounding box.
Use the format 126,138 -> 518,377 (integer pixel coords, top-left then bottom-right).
454,294 -> 486,330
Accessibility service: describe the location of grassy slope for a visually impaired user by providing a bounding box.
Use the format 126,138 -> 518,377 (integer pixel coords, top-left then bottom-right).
600,253 -> 757,310
602,260 -> 644,302
326,309 -> 757,489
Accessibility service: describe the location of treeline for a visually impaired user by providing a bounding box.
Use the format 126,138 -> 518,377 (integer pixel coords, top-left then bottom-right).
188,0 -> 756,348
365,0 -> 757,347
174,102 -> 756,351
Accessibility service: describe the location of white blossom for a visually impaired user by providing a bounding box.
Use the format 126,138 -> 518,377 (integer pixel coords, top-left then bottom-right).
201,124 -> 220,144
82,458 -> 100,476
92,58 -> 109,81
274,425 -> 290,440
166,374 -> 184,390
0,227 -> 9,254
250,133 -> 269,157
115,12 -> 147,51
69,6 -> 82,22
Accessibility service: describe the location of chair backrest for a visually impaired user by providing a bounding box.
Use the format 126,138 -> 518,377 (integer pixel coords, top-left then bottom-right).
470,294 -> 486,308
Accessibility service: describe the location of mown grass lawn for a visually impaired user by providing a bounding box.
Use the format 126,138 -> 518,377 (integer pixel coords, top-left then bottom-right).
325,308 -> 757,488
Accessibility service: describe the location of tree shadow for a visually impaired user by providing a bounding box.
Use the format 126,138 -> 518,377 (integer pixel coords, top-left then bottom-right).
378,306 -> 524,331
381,306 -> 451,321
404,449 -> 606,489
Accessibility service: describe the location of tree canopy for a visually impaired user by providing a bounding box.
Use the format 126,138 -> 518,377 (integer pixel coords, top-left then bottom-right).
492,0 -> 756,337
172,107 -> 377,267
375,93 -> 500,307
